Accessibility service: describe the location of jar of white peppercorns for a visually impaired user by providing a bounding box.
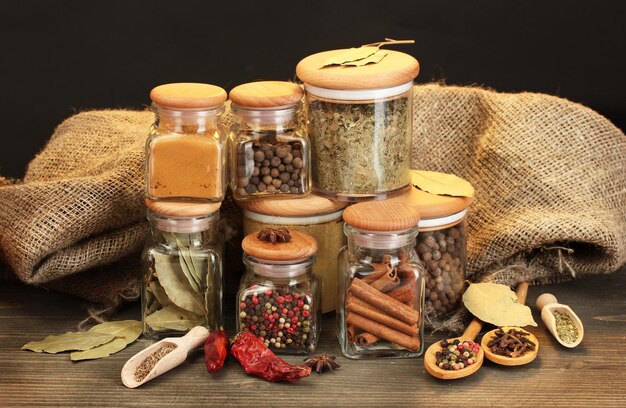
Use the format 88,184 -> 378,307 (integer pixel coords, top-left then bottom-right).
229,81 -> 310,200
237,228 -> 320,354
400,187 -> 472,319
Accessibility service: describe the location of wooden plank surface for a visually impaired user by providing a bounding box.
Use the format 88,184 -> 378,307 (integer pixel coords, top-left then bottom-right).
1,269 -> 625,407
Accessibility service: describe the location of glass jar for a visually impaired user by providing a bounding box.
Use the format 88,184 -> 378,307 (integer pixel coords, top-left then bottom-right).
146,83 -> 228,203
237,229 -> 320,354
296,50 -> 419,201
338,201 -> 425,359
141,202 -> 223,339
399,187 -> 472,319
239,193 -> 346,313
229,81 -> 310,200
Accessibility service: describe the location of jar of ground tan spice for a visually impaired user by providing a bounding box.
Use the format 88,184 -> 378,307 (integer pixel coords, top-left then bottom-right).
338,200 -> 425,359
237,229 -> 321,354
296,50 -> 419,201
239,193 -> 346,313
141,201 -> 223,340
146,83 -> 228,202
229,81 -> 310,200
399,187 -> 472,319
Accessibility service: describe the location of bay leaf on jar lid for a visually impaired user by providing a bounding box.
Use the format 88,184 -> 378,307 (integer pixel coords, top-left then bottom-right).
462,282 -> 537,327
411,170 -> 475,198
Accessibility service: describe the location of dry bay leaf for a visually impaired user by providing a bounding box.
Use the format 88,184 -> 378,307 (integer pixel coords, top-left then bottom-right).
411,170 -> 475,197
145,304 -> 204,332
70,320 -> 141,361
22,332 -> 114,354
340,50 -> 388,66
321,46 -> 380,67
462,283 -> 537,327
154,252 -> 205,316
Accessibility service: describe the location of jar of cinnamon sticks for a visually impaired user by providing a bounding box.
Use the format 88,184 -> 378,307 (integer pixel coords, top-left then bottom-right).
338,200 -> 425,358
146,83 -> 228,202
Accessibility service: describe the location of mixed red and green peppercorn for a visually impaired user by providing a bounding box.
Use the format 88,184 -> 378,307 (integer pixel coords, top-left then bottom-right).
435,339 -> 480,370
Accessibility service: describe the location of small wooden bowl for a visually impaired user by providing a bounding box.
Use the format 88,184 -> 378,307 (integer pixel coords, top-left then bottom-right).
481,326 -> 539,366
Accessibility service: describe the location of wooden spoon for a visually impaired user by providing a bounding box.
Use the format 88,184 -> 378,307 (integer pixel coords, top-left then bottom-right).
424,317 -> 485,380
536,293 -> 584,348
121,326 -> 210,388
481,282 -> 540,366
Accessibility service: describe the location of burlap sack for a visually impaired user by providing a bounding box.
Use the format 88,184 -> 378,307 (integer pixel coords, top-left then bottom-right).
0,85 -> 624,331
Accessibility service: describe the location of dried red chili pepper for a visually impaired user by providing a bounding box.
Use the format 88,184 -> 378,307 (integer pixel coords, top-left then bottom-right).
204,330 -> 228,374
230,331 -> 311,382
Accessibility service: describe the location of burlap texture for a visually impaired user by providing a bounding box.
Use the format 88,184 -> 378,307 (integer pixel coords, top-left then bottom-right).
0,85 -> 624,332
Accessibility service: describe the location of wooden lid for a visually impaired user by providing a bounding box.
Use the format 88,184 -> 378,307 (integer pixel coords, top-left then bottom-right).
150,83 -> 227,109
342,200 -> 420,231
242,229 -> 318,261
229,81 -> 303,108
395,187 -> 472,219
237,193 -> 346,217
145,199 -> 221,217
296,49 -> 419,90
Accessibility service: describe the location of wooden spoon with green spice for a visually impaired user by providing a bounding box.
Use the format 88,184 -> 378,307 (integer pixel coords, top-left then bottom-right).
536,293 -> 584,348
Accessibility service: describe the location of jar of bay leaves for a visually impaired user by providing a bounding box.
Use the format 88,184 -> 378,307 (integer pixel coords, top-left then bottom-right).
237,229 -> 321,354
338,199 -> 425,359
142,201 -> 223,340
229,81 -> 311,200
296,49 -> 419,201
399,186 -> 472,319
146,83 -> 228,203
239,193 -> 346,313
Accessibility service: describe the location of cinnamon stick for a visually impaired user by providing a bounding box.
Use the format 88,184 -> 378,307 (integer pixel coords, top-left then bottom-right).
347,296 -> 417,336
354,332 -> 380,347
347,325 -> 357,342
361,263 -> 390,284
387,284 -> 416,305
347,312 -> 421,351
349,278 -> 419,325
369,268 -> 400,292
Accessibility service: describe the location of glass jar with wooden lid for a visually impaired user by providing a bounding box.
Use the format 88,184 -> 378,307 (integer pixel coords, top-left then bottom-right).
338,199 -> 425,359
141,200 -> 223,339
229,81 -> 310,200
237,229 -> 321,354
398,186 -> 472,319
296,50 -> 419,201
146,83 -> 228,203
238,193 -> 346,313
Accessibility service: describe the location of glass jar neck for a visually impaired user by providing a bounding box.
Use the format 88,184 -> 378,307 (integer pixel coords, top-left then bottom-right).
244,254 -> 313,279
232,103 -> 299,131
153,104 -> 223,132
147,210 -> 218,235
344,224 -> 418,252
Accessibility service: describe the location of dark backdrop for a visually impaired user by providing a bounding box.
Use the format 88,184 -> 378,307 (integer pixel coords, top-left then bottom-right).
1,0 -> 624,179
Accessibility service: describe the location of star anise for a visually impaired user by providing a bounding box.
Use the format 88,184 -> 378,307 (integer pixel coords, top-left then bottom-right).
303,354 -> 340,374
257,227 -> 292,243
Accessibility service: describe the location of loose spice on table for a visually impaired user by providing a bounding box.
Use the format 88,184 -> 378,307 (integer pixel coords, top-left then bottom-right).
203,330 -> 229,374
553,311 -> 579,344
230,331 -> 311,382
303,354 -> 340,373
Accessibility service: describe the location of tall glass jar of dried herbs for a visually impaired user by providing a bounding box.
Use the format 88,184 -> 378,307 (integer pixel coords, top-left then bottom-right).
237,229 -> 321,354
146,83 -> 228,203
238,193 -> 346,313
141,201 -> 223,340
229,81 -> 310,200
296,50 -> 419,201
337,200 -> 425,359
399,187 -> 472,319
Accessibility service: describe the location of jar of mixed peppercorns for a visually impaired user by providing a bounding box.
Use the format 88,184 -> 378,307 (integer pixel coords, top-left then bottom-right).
237,228 -> 320,354
229,81 -> 310,200
338,199 -> 425,359
399,186 -> 472,319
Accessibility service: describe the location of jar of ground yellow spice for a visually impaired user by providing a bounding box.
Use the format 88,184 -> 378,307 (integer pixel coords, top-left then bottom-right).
146,83 -> 228,202
239,194 -> 346,313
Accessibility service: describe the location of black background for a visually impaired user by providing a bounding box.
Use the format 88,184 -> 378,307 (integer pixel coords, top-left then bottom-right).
1,0 -> 624,179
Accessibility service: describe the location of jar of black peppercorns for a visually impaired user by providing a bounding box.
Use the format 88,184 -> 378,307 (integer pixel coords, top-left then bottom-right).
400,187 -> 472,320
229,81 -> 310,200
237,228 -> 320,354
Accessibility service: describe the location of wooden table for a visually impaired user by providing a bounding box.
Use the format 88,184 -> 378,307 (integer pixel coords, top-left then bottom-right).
1,269 -> 625,407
